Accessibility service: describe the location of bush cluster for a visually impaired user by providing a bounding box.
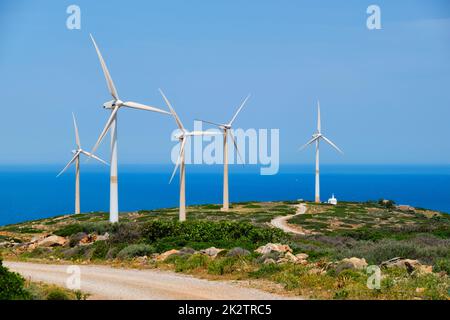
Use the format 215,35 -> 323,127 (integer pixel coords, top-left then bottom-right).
0,259 -> 31,300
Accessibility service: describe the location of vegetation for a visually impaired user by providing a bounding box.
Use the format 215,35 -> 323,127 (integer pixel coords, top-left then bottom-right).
1,200 -> 449,300
0,258 -> 84,300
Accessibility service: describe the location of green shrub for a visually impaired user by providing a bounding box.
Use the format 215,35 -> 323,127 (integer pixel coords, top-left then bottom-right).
0,259 -> 31,300
249,263 -> 283,278
46,288 -> 70,300
109,223 -> 142,244
169,254 -> 210,272
207,257 -> 245,275
116,244 -> 156,260
433,259 -> 450,275
54,222 -> 111,237
141,220 -> 285,250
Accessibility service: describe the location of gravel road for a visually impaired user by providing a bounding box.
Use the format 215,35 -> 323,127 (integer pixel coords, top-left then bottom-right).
270,203 -> 307,234
4,261 -> 297,300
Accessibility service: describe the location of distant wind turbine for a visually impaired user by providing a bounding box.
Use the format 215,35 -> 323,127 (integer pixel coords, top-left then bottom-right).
57,113 -> 108,214
300,101 -> 343,203
160,89 -> 220,221
89,34 -> 171,223
196,95 -> 251,211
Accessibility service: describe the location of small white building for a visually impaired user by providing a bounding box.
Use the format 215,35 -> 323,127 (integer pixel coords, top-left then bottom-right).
328,194 -> 337,205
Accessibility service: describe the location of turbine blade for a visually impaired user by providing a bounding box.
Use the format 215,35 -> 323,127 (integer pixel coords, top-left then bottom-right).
229,130 -> 244,164
56,152 -> 79,177
72,113 -> 81,148
317,100 -> 321,133
90,106 -> 119,157
195,119 -> 224,128
321,135 -> 344,154
159,89 -> 185,130
229,94 -> 251,126
123,101 -> 171,115
189,130 -> 221,136
299,136 -> 319,151
89,34 -> 119,100
169,138 -> 186,184
80,150 -> 109,165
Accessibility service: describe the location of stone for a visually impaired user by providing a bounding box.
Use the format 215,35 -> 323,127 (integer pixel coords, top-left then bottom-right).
263,258 -> 276,265
30,234 -> 47,243
295,253 -> 309,261
200,247 -> 224,258
135,256 -> 148,264
308,267 -> 325,275
79,234 -> 97,245
226,247 -> 251,257
178,247 -> 197,256
335,257 -> 368,273
381,257 -> 433,274
284,252 -> 298,263
96,233 -> 110,242
36,235 -> 67,247
255,243 -> 292,255
157,249 -> 179,261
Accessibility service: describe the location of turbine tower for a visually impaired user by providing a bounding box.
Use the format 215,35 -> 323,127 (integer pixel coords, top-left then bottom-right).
89,34 -> 171,223
57,113 -> 108,214
197,95 -> 250,211
300,101 -> 343,203
160,89 -> 220,221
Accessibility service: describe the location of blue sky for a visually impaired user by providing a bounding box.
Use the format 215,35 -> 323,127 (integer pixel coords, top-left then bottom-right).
0,0 -> 449,165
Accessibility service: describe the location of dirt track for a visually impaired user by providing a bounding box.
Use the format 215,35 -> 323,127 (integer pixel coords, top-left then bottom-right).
270,203 -> 307,234
4,261 -> 299,300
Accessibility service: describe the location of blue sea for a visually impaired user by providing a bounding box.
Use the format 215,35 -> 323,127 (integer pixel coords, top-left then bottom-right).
0,164 -> 449,226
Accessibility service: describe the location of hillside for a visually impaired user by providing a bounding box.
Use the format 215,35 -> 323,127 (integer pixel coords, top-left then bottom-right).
1,200 -> 449,300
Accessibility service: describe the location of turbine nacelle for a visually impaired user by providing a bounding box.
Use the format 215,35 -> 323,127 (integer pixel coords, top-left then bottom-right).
103,99 -> 122,109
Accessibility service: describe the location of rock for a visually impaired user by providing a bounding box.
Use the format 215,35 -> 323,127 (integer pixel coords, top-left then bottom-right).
79,234 -> 97,245
417,265 -> 433,274
283,252 -> 298,263
30,234 -> 47,243
335,257 -> 368,273
0,241 -> 17,248
135,256 -> 148,264
295,253 -> 309,261
308,267 -> 325,275
96,233 -> 110,242
157,249 -> 179,261
178,247 -> 197,256
263,258 -> 276,265
69,232 -> 88,247
200,247 -> 224,258
255,243 -> 292,255
226,247 -> 250,257
415,288 -> 425,293
381,257 -> 432,274
36,235 -> 67,247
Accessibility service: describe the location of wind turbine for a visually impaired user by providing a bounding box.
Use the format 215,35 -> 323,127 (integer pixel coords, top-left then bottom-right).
89,34 -> 171,223
57,113 -> 108,214
300,101 -> 343,203
160,89 -> 220,221
196,95 -> 251,211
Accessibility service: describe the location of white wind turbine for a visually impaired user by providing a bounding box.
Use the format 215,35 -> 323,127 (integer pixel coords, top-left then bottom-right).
300,101 -> 343,203
89,34 -> 171,223
160,89 -> 220,221
196,95 -> 251,211
57,113 -> 108,214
